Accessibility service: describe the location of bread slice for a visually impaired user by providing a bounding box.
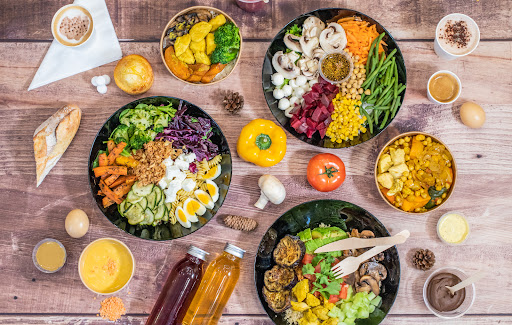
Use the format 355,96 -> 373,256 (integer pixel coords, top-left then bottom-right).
33,104 -> 82,187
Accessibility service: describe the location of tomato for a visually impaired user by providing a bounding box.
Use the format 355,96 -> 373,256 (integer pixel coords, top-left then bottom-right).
304,273 -> 316,282
339,283 -> 349,300
307,153 -> 346,192
302,254 -> 314,265
313,291 -> 321,298
328,294 -> 340,303
331,258 -> 340,267
314,263 -> 322,274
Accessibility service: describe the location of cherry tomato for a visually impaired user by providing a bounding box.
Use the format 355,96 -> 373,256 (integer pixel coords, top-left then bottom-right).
339,282 -> 349,300
304,273 -> 316,283
307,153 -> 346,192
328,294 -> 340,303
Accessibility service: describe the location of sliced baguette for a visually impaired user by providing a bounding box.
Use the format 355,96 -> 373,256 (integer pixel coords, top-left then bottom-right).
33,104 -> 81,187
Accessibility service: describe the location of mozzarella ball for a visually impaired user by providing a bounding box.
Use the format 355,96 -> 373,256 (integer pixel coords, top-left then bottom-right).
289,79 -> 298,88
273,88 -> 285,100
278,98 -> 291,110
97,84 -> 108,94
289,96 -> 299,107
271,73 -> 285,86
309,78 -> 318,87
91,76 -> 98,86
293,87 -> 305,98
102,75 -> 111,85
96,76 -> 106,86
282,85 -> 293,97
295,75 -> 307,86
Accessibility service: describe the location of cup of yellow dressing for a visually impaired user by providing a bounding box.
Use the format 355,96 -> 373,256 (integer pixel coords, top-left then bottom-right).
79,238 -> 135,294
437,211 -> 470,245
33,238 -> 67,273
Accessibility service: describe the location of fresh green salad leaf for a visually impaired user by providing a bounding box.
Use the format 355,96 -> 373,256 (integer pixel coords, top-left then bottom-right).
286,24 -> 302,37
92,150 -> 107,169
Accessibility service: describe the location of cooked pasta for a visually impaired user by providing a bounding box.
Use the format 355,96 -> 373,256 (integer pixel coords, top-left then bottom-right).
207,155 -> 222,168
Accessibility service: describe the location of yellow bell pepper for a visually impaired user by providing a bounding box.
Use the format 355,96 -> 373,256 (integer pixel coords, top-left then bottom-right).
237,119 -> 287,167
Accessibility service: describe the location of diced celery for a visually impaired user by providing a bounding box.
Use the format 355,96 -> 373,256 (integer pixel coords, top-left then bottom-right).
357,307 -> 370,319
369,304 -> 376,314
345,286 -> 354,302
367,292 -> 376,301
371,295 -> 382,307
344,317 -> 356,325
328,306 -> 345,321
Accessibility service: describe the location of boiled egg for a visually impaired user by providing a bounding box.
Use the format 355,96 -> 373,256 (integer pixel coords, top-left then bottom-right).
460,102 -> 485,128
65,209 -> 89,238
206,180 -> 220,202
202,164 -> 221,180
194,190 -> 214,209
175,206 -> 191,228
183,198 -> 204,220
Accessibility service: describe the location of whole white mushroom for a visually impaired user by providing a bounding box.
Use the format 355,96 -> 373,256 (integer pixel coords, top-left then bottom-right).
295,75 -> 308,87
282,85 -> 293,97
271,73 -> 285,86
273,88 -> 285,100
254,174 -> 286,209
278,98 -> 290,110
91,76 -> 98,86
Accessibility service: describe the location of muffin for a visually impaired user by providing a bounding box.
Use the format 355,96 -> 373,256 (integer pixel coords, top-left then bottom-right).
114,54 -> 154,95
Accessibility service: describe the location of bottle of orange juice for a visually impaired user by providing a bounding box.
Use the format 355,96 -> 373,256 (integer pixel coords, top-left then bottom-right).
180,243 -> 245,325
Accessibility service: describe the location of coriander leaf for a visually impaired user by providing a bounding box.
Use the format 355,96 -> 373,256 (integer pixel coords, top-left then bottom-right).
318,281 -> 342,299
316,273 -> 329,285
302,264 -> 315,275
319,260 -> 331,275
285,24 -> 302,37
312,255 -> 323,266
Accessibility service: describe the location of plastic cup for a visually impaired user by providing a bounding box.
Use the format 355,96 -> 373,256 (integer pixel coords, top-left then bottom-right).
427,70 -> 461,104
434,13 -> 480,60
51,4 -> 94,47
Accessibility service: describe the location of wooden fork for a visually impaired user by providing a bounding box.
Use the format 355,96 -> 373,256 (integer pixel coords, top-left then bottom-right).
331,230 -> 410,279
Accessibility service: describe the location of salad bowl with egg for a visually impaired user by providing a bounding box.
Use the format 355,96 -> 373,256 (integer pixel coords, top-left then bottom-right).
88,96 -> 232,240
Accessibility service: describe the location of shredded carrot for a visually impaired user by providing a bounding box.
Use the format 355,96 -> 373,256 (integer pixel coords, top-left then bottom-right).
338,20 -> 386,64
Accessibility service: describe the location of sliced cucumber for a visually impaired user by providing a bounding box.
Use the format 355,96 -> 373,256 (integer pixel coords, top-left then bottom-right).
118,201 -> 126,217
162,205 -> 169,222
142,208 -> 155,225
154,186 -> 163,206
125,204 -> 144,225
154,204 -> 165,220
126,191 -> 143,204
147,190 -> 157,210
132,182 -> 154,197
139,197 -> 148,210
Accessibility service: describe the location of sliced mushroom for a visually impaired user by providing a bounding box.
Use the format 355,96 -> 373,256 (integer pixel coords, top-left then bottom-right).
312,47 -> 325,61
320,22 -> 348,52
357,275 -> 380,296
302,16 -> 325,39
283,34 -> 303,53
350,229 -> 360,238
299,35 -> 319,58
272,51 -> 300,79
371,252 -> 385,262
192,9 -> 212,21
297,58 -> 319,79
359,262 -> 388,282
360,230 -> 375,238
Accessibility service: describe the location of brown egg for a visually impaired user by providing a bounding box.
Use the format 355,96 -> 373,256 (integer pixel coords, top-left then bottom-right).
114,54 -> 154,95
460,102 -> 485,128
65,209 -> 89,238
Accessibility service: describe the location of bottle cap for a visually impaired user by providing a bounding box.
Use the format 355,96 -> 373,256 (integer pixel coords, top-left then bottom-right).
224,243 -> 245,259
187,245 -> 209,261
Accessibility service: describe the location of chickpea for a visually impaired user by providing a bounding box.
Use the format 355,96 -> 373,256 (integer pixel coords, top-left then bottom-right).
357,73 -> 362,78
404,147 -> 410,154
351,74 -> 357,80
427,137 -> 432,143
355,94 -> 361,100
401,176 -> 407,182
414,208 -> 421,213
421,192 -> 428,199
407,174 -> 412,180
445,183 -> 451,189
347,83 -> 352,89
398,138 -> 405,145
358,88 -> 364,94
342,87 -> 347,93
422,140 -> 428,146
447,162 -> 452,167
436,185 -> 443,191
353,68 -> 359,74
405,136 -> 411,142
417,134 -> 425,141
364,89 -> 371,95
361,68 -> 366,74
394,140 -> 400,146
436,198 -> 443,205
354,55 -> 360,61
441,193 -> 447,199
424,160 -> 430,167
342,82 -> 347,87
351,88 -> 356,94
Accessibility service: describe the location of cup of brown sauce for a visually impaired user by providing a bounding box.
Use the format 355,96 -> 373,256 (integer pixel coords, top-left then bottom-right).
423,267 -> 475,318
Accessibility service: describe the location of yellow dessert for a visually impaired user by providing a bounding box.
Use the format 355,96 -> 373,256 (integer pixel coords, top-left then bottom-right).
35,240 -> 66,272
79,238 -> 134,294
438,213 -> 469,244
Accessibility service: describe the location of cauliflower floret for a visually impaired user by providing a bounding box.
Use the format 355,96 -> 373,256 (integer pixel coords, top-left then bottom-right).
387,178 -> 404,196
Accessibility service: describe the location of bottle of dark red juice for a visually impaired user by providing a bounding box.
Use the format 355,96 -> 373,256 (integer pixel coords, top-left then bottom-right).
146,245 -> 208,325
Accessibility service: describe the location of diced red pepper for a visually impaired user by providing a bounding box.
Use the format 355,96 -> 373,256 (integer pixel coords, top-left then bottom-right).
339,282 -> 349,300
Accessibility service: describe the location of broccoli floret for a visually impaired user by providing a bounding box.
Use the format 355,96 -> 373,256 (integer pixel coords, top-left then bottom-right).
211,22 -> 240,64
211,46 -> 239,64
129,109 -> 152,130
129,129 -> 156,150
110,125 -> 130,144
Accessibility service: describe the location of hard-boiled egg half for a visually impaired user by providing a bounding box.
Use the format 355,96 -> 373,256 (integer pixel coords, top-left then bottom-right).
205,180 -> 219,202
175,206 -> 191,228
194,190 -> 214,209
202,164 -> 221,180
183,198 -> 205,220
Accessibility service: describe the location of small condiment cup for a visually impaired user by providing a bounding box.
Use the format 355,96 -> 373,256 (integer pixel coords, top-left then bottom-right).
423,267 -> 476,319
427,70 -> 461,104
434,13 -> 480,60
51,4 -> 94,47
319,51 -> 354,84
32,238 -> 67,273
437,211 -> 470,245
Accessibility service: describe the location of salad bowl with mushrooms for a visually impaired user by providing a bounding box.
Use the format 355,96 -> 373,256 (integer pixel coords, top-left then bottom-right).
262,8 -> 407,148
255,200 -> 400,325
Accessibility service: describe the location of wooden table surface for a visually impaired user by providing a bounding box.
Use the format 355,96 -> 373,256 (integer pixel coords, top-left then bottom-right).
1,0 -> 512,324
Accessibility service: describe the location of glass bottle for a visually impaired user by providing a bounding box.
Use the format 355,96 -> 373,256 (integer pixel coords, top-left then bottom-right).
180,243 -> 245,325
145,246 -> 208,325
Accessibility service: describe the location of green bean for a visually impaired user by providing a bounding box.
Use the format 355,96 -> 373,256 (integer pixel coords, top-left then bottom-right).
381,94 -> 394,106
374,33 -> 385,59
369,77 -> 377,94
374,109 -> 381,123
396,84 -> 406,96
382,48 -> 397,66
394,59 -> 399,98
366,98 -> 376,104
367,33 -> 385,73
361,107 -> 373,133
379,111 -> 390,129
368,85 -> 383,100
372,105 -> 391,110
376,90 -> 393,107
391,96 -> 401,118
362,52 -> 385,88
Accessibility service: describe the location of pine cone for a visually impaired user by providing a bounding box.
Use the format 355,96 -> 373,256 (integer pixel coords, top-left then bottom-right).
412,249 -> 436,270
223,215 -> 257,232
222,90 -> 244,114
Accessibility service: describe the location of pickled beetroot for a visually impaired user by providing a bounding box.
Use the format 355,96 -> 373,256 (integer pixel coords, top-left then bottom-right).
290,77 -> 338,139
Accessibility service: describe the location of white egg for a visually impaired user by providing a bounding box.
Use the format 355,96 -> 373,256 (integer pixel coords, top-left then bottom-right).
282,85 -> 293,97
293,87 -> 305,97
278,98 -> 290,110
271,73 -> 285,86
202,164 -> 221,180
205,180 -> 220,203
273,88 -> 285,100
102,75 -> 111,85
96,76 -> 106,86
91,76 -> 98,86
97,85 -> 107,94
175,206 -> 191,228
194,190 -> 214,209
182,198 -> 200,222
289,79 -> 298,88
289,96 -> 299,107
296,75 -> 307,86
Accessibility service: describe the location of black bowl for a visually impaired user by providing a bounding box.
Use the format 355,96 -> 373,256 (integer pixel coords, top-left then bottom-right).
255,200 -> 400,324
88,96 -> 232,241
262,8 -> 407,148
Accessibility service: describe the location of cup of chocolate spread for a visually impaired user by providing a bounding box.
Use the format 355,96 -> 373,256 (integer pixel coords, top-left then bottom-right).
423,267 -> 476,319
51,4 -> 94,47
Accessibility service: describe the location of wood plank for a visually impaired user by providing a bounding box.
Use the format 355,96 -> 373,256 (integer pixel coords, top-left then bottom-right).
1,0 -> 511,41
1,314 -> 512,324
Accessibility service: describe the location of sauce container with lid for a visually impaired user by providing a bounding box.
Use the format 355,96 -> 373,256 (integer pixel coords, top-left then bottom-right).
32,238 -> 67,273
319,51 -> 354,84
423,267 -> 476,319
437,211 -> 470,245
